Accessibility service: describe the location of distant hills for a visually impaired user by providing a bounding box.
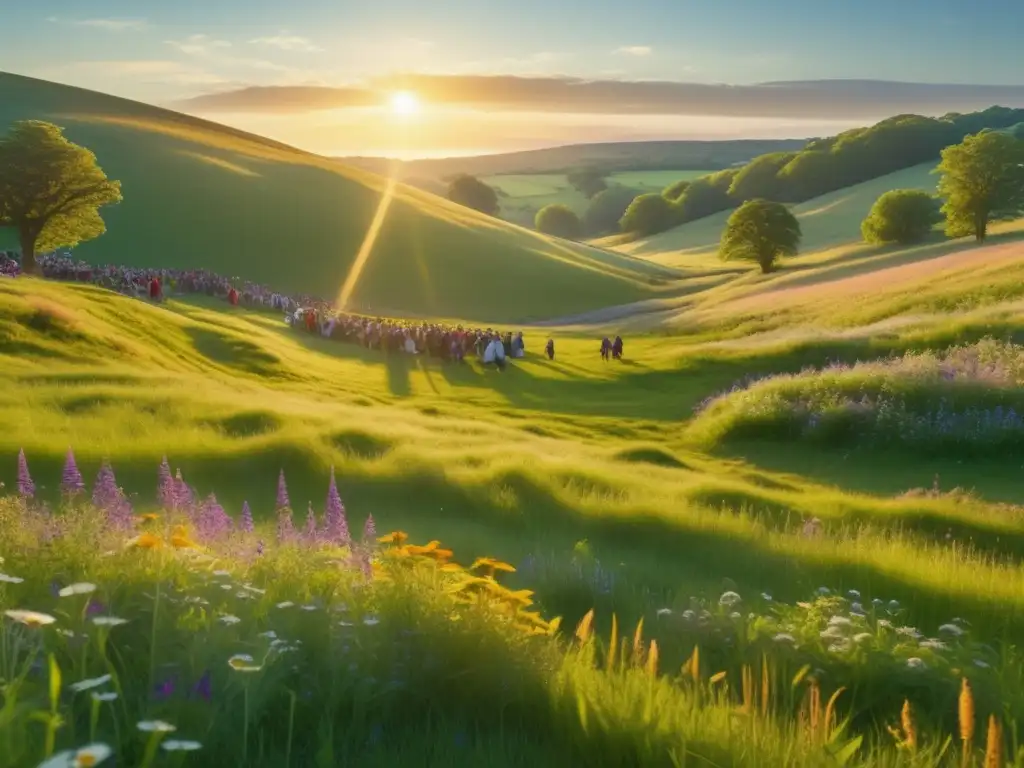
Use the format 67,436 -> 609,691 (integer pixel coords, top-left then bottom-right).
339,139 -> 810,181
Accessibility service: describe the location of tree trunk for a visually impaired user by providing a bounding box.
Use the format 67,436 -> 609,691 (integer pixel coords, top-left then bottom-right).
18,228 -> 39,275
975,213 -> 987,243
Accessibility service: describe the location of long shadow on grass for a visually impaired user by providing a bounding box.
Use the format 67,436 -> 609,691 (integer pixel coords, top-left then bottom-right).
14,442 -> 1024,642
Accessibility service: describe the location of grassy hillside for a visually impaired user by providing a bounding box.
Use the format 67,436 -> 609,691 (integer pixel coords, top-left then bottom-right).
487,170 -> 707,227
341,138 -> 808,179
0,72 -> 675,322
617,163 -> 939,266
8,250 -> 1024,761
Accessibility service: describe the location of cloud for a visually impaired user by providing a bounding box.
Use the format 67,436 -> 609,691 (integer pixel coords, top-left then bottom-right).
249,33 -> 323,53
173,75 -> 1024,120
614,46 -> 653,57
166,34 -> 232,56
47,17 -> 148,32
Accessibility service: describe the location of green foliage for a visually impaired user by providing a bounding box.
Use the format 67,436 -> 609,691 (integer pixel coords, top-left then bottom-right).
566,168 -> 608,199
727,152 -> 798,201
582,186 -> 641,236
860,189 -> 941,245
0,120 -> 121,273
647,107 -> 1024,232
675,170 -> 738,223
936,131 -> 1024,241
447,174 -> 500,216
719,199 -> 801,273
618,193 -> 677,236
535,204 -> 583,239
661,179 -> 691,201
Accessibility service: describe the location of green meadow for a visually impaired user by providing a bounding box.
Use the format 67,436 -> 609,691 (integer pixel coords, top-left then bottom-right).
6,73 -> 1024,766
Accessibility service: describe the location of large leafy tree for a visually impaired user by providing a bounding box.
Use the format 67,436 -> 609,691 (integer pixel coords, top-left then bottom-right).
936,130 -> 1024,242
719,199 -> 801,274
446,174 -> 499,216
861,189 -> 941,245
0,121 -> 122,273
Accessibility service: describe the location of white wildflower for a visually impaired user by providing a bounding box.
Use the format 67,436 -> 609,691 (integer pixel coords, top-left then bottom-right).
58,583 -> 97,597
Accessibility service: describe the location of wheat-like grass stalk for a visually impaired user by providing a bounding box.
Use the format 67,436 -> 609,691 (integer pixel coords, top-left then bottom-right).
960,677 -> 976,768
984,714 -> 1002,768
606,613 -> 618,673
646,639 -> 659,679
901,699 -> 917,752
575,609 -> 595,645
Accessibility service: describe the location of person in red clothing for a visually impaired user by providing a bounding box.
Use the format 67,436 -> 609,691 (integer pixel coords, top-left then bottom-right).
149,276 -> 161,302
228,287 -> 239,306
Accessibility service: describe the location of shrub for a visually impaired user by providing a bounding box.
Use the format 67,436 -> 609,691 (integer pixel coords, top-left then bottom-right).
619,193 -> 677,236
861,189 -> 941,245
582,186 -> 641,236
535,204 -> 583,239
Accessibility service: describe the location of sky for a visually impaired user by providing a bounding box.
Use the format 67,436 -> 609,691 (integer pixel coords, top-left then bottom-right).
4,0 -> 1024,158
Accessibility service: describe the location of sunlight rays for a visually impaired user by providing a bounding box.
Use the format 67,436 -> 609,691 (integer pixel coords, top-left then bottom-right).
336,175 -> 398,310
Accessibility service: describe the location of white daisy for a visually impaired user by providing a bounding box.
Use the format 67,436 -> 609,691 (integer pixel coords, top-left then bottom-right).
162,740 -> 203,751
58,583 -> 97,597
5,609 -> 56,627
0,573 -> 24,584
137,720 -> 176,733
69,674 -> 112,693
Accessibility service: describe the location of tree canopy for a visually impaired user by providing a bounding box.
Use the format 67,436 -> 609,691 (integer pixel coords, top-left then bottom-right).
535,204 -> 582,239
447,174 -> 499,216
566,168 -> 608,199
619,193 -> 677,236
582,186 -> 640,236
662,179 -> 691,201
860,189 -> 941,245
719,199 -> 801,274
0,120 -> 122,273
936,130 -> 1024,242
622,105 -> 1024,235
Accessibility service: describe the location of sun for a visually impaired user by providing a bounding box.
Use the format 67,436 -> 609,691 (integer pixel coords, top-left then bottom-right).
389,91 -> 421,116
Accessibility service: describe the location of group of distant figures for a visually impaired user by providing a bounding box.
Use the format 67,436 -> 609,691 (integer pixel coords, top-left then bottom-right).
2,250 -> 626,367
287,305 -> 532,370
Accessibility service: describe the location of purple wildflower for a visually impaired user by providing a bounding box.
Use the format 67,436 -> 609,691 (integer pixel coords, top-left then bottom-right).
154,675 -> 177,701
92,460 -> 132,529
324,467 -> 351,545
16,448 -> 35,498
276,508 -> 295,543
86,599 -> 106,616
157,456 -> 174,510
196,493 -> 232,541
240,501 -> 254,534
305,502 -> 318,543
276,469 -> 291,512
61,449 -> 85,497
355,547 -> 372,579
256,539 -> 265,557
191,670 -> 212,702
174,469 -> 193,511
362,514 -> 377,544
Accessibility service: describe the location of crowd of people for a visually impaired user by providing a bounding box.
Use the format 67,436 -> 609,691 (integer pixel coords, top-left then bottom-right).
2,250 -> 627,367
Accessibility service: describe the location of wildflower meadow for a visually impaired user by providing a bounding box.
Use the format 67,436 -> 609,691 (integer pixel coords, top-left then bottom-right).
3,450 -> 1024,767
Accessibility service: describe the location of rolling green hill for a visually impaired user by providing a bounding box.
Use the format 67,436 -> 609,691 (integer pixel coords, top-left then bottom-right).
616,163 -> 939,266
0,72 -> 676,322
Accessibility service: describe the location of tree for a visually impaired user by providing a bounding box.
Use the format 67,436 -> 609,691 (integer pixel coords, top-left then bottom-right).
936,131 -> 1024,242
0,120 -> 122,274
447,174 -> 499,216
582,186 -> 640,236
861,189 -> 941,245
727,152 -> 797,202
662,179 -> 691,201
535,204 -> 582,239
566,168 -> 608,199
619,193 -> 677,236
676,170 -> 737,223
719,199 -> 801,274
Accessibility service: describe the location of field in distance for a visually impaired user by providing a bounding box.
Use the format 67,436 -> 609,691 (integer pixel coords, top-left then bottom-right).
486,170 -> 707,227
613,163 -> 940,267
